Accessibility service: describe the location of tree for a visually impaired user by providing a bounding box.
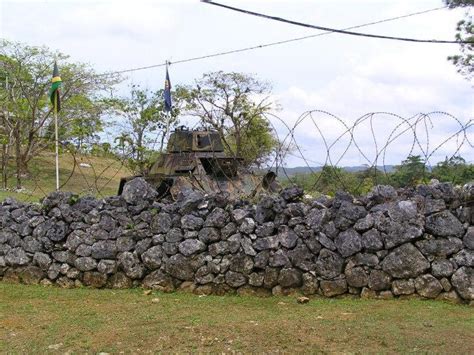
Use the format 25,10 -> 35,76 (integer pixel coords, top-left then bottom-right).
315,166 -> 344,195
445,0 -> 473,81
108,85 -> 185,174
64,95 -> 105,151
314,165 -> 374,196
431,155 -> 474,184
226,116 -> 278,167
0,40 -> 119,188
390,155 -> 428,187
0,64 -> 14,189
354,165 -> 389,193
184,71 -> 279,168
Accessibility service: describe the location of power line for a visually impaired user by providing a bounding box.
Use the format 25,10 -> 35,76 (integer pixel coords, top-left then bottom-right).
97,5 -> 449,77
202,0 -> 472,45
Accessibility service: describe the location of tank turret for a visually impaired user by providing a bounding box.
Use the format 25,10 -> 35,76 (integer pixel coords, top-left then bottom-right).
166,126 -> 224,152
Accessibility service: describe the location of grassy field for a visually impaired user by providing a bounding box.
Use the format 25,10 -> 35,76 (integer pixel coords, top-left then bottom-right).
0,152 -> 130,202
0,283 -> 473,353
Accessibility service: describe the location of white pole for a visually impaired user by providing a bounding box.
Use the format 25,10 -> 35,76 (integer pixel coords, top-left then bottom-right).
161,61 -> 171,152
54,94 -> 59,191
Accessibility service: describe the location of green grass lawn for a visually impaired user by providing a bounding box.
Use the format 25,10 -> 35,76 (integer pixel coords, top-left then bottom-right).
0,283 -> 473,353
0,152 -> 130,202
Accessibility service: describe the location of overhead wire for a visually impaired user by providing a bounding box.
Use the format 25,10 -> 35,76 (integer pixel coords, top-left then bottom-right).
202,0 -> 472,44
96,5 -> 449,77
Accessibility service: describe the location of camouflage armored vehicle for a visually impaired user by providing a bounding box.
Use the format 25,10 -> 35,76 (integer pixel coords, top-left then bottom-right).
118,126 -> 279,199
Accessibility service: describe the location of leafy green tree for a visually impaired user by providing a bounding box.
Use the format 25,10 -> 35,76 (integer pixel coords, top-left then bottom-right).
0,64 -> 14,189
226,116 -> 278,167
0,40 -> 119,188
317,166 -> 345,195
431,155 -> 474,184
445,0 -> 473,81
300,166 -> 351,196
390,155 -> 428,187
184,71 -> 279,168
108,85 -> 184,174
353,165 -> 389,193
65,95 -> 105,150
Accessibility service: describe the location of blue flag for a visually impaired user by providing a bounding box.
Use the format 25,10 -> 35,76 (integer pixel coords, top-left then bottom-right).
164,67 -> 172,112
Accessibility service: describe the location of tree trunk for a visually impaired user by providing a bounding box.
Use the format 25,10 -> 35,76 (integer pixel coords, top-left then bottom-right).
136,130 -> 145,174
14,121 -> 22,189
1,143 -> 8,189
235,131 -> 242,157
1,115 -> 12,190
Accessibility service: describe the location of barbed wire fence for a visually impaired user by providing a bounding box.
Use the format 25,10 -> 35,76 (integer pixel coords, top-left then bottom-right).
265,110 -> 473,195
1,110 -> 472,202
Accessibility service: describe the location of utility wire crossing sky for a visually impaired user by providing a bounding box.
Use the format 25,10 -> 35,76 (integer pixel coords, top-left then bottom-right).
96,5 -> 452,77
202,0 -> 473,44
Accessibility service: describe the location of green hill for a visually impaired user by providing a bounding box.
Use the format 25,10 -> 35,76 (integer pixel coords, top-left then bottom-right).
0,152 -> 131,203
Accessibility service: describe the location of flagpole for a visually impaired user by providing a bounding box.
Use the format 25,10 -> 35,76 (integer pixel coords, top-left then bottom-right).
165,61 -> 170,146
160,61 -> 172,153
54,93 -> 59,191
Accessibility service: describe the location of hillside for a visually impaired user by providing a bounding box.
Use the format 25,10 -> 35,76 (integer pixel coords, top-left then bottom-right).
272,165 -> 396,176
0,152 -> 131,202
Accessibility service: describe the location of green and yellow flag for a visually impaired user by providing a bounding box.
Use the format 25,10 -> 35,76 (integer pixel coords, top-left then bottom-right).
49,61 -> 62,112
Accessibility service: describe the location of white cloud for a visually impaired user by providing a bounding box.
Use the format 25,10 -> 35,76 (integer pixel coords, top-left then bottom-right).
270,49 -> 473,166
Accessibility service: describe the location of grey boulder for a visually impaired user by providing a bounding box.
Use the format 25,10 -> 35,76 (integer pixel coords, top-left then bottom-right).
179,239 -> 206,256
425,211 -> 464,238
451,267 -> 473,300
122,178 -> 157,205
141,246 -> 163,269
415,274 -> 443,299
381,243 -> 430,278
335,229 -> 362,257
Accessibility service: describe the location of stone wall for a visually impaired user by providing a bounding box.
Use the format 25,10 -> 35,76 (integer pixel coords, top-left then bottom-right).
1,178 -> 472,302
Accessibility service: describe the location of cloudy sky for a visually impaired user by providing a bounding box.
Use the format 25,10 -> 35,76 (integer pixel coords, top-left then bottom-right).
1,0 -> 472,167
